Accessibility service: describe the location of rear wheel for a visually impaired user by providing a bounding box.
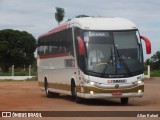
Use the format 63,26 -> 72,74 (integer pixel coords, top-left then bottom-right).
44,78 -> 59,98
121,98 -> 128,105
71,80 -> 83,103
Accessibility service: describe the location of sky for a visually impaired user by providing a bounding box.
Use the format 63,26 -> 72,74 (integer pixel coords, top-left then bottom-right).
0,0 -> 160,60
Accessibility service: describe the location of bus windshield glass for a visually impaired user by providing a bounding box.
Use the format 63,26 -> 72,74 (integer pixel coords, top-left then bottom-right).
83,30 -> 143,77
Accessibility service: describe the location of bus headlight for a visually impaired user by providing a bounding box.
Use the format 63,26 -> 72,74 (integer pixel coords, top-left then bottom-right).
83,79 -> 95,86
132,80 -> 143,85
138,90 -> 142,94
138,80 -> 142,84
90,91 -> 94,94
90,82 -> 95,86
87,81 -> 96,86
82,77 -> 96,86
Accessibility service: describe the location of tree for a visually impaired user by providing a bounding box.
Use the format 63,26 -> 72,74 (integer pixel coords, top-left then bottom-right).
145,51 -> 160,70
0,29 -> 36,72
76,15 -> 90,18
55,7 -> 65,25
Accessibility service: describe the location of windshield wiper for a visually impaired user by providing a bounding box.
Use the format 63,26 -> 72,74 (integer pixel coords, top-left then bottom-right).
101,46 -> 132,77
101,48 -> 115,77
115,46 -> 132,76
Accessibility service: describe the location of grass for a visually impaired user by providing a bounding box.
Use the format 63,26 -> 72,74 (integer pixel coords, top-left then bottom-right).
145,70 -> 160,77
150,70 -> 160,77
0,70 -> 37,76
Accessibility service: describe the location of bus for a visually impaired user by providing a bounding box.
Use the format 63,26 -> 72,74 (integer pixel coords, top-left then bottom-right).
37,17 -> 151,104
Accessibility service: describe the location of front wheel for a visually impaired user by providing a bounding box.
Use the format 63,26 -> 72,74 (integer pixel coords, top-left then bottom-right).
121,98 -> 128,105
71,80 -> 84,103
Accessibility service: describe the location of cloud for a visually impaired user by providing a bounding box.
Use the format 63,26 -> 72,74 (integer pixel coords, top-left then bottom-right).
0,0 -> 57,38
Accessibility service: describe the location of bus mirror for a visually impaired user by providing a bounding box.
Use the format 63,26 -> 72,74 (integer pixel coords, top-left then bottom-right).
140,36 -> 151,54
77,36 -> 85,55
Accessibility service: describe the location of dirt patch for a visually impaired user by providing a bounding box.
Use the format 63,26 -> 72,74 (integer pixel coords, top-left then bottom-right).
0,78 -> 160,119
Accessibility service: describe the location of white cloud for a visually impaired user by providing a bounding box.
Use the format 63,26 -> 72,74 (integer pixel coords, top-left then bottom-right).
0,0 -> 57,38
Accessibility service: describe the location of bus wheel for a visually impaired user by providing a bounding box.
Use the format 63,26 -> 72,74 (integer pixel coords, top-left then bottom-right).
121,98 -> 128,105
71,80 -> 83,103
44,79 -> 54,98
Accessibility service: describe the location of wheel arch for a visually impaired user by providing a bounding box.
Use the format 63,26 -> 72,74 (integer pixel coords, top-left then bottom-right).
71,76 -> 77,86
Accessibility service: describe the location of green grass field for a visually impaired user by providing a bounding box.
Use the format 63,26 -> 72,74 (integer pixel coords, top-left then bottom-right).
145,70 -> 160,77
0,70 -> 37,76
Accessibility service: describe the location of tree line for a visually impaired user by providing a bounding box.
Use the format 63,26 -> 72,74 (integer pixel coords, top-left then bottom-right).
0,29 -> 36,72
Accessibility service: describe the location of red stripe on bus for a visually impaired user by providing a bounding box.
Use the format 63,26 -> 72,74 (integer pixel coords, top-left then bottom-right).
38,23 -> 68,39
39,53 -> 70,59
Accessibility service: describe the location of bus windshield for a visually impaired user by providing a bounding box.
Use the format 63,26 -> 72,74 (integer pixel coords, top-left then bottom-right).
83,30 -> 143,77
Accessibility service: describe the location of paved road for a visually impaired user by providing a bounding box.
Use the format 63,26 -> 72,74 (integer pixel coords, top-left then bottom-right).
0,77 -> 160,120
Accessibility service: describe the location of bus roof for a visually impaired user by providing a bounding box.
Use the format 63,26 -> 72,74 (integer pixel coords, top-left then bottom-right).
38,17 -> 137,39
69,17 -> 137,30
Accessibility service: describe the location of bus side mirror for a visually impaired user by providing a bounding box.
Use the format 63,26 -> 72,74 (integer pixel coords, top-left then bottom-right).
77,36 -> 85,56
140,36 -> 151,54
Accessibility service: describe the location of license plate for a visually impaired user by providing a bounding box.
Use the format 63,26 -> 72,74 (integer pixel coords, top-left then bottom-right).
112,92 -> 122,96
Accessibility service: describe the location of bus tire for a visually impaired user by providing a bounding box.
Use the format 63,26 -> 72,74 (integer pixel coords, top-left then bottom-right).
71,80 -> 83,103
121,98 -> 128,105
75,96 -> 84,103
44,78 -> 59,98
44,78 -> 53,98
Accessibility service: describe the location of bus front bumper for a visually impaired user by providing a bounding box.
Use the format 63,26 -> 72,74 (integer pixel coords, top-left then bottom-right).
77,92 -> 143,99
77,85 -> 144,99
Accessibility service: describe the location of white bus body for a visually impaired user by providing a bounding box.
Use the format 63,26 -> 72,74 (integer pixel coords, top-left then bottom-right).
37,17 -> 151,104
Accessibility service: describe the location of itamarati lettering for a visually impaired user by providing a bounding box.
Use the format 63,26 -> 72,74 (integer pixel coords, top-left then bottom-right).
112,80 -> 127,83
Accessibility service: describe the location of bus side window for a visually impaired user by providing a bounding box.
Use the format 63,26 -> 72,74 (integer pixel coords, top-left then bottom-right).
65,29 -> 74,57
61,46 -> 66,53
43,45 -> 48,55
